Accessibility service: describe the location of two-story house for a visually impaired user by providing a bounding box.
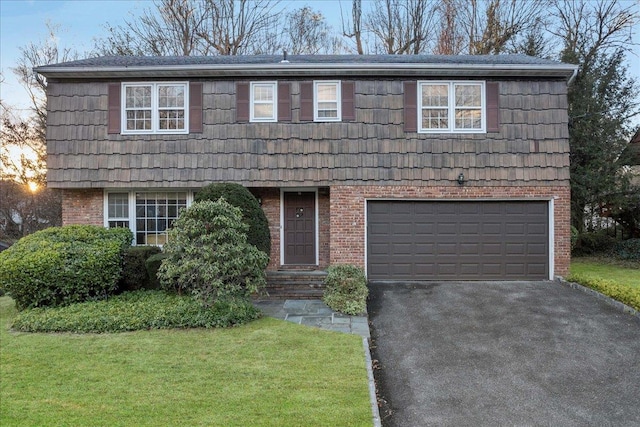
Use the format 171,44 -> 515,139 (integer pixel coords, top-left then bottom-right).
35,54 -> 577,281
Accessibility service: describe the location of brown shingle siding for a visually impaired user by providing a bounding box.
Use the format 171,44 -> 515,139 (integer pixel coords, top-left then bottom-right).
46,78 -> 570,189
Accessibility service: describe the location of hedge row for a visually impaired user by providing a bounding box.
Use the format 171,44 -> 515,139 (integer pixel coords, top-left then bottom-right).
567,273 -> 640,312
11,290 -> 261,333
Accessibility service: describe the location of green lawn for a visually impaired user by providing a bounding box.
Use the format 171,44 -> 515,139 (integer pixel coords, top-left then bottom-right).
568,257 -> 640,311
0,297 -> 371,427
570,258 -> 640,289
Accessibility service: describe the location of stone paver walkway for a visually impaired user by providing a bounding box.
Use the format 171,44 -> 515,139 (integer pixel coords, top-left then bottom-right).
253,299 -> 370,338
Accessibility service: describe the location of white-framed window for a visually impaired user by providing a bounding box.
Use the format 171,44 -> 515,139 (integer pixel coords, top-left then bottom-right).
418,81 -> 485,133
105,190 -> 192,245
107,193 -> 130,228
314,80 -> 341,121
250,81 -> 277,122
122,82 -> 189,134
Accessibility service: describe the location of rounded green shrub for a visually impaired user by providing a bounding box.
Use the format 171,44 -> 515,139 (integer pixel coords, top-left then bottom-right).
195,183 -> 271,255
157,199 -> 269,309
0,225 -> 133,310
146,252 -> 169,289
322,264 -> 369,315
120,246 -> 162,292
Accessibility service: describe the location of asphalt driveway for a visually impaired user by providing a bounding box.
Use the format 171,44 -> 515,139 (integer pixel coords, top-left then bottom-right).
368,281 -> 640,427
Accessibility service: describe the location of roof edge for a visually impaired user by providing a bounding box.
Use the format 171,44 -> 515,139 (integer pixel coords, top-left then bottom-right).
35,62 -> 579,80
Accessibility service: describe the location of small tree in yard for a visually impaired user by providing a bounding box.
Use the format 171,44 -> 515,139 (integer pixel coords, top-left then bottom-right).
157,199 -> 269,308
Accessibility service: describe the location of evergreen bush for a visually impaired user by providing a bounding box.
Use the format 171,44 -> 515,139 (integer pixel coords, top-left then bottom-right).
157,199 -> 269,308
120,246 -> 162,292
322,264 -> 369,315
574,230 -> 617,256
146,252 -> 169,289
612,238 -> 640,262
195,183 -> 271,255
0,225 -> 133,310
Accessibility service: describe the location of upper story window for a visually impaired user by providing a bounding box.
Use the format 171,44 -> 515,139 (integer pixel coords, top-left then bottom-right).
250,82 -> 277,122
418,81 -> 485,133
122,82 -> 189,134
314,81 -> 341,121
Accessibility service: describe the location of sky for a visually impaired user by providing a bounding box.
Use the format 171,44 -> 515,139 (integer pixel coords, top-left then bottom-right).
1,0 -> 639,125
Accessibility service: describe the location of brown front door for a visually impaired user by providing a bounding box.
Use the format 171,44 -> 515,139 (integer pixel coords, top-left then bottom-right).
284,192 -> 316,265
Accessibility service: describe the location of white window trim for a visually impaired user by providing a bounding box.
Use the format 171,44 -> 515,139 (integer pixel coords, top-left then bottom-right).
417,81 -> 486,134
250,81 -> 278,122
104,190 -> 194,246
313,80 -> 341,122
121,82 -> 189,135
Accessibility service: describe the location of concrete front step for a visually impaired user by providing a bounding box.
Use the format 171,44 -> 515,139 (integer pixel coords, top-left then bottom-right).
263,270 -> 327,300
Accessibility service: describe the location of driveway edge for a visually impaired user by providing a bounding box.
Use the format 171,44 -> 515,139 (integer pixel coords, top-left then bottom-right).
557,278 -> 640,319
363,337 -> 382,427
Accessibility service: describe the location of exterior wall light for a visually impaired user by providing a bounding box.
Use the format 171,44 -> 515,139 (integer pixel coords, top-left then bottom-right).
457,173 -> 465,185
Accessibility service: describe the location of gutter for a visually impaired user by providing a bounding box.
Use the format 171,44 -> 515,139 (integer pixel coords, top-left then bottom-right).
35,62 -> 579,81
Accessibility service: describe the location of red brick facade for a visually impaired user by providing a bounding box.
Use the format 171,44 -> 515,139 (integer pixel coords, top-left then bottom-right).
61,184 -> 570,279
61,189 -> 103,226
255,187 -> 330,270
329,185 -> 571,278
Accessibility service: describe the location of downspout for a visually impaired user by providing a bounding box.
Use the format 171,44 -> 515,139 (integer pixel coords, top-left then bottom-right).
567,66 -> 579,86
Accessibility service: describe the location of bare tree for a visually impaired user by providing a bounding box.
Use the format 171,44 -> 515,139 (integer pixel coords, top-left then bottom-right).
11,22 -> 78,141
551,0 -> 636,68
456,0 -> 549,55
283,7 -> 341,55
365,0 -> 438,55
0,104 -> 61,240
341,0 -> 365,54
0,117 -> 45,186
95,0 -> 209,56
433,0 -> 465,54
197,0 -> 281,55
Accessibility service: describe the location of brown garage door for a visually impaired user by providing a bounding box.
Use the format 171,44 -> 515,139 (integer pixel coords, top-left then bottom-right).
367,201 -> 549,280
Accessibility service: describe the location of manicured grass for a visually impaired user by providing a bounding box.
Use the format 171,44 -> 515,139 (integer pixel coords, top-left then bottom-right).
570,258 -> 640,289
568,257 -> 640,311
0,297 -> 371,426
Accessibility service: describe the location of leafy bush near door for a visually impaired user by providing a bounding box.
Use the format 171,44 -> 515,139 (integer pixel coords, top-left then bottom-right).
0,225 -> 133,310
323,264 -> 369,315
157,199 -> 269,308
195,183 -> 271,255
